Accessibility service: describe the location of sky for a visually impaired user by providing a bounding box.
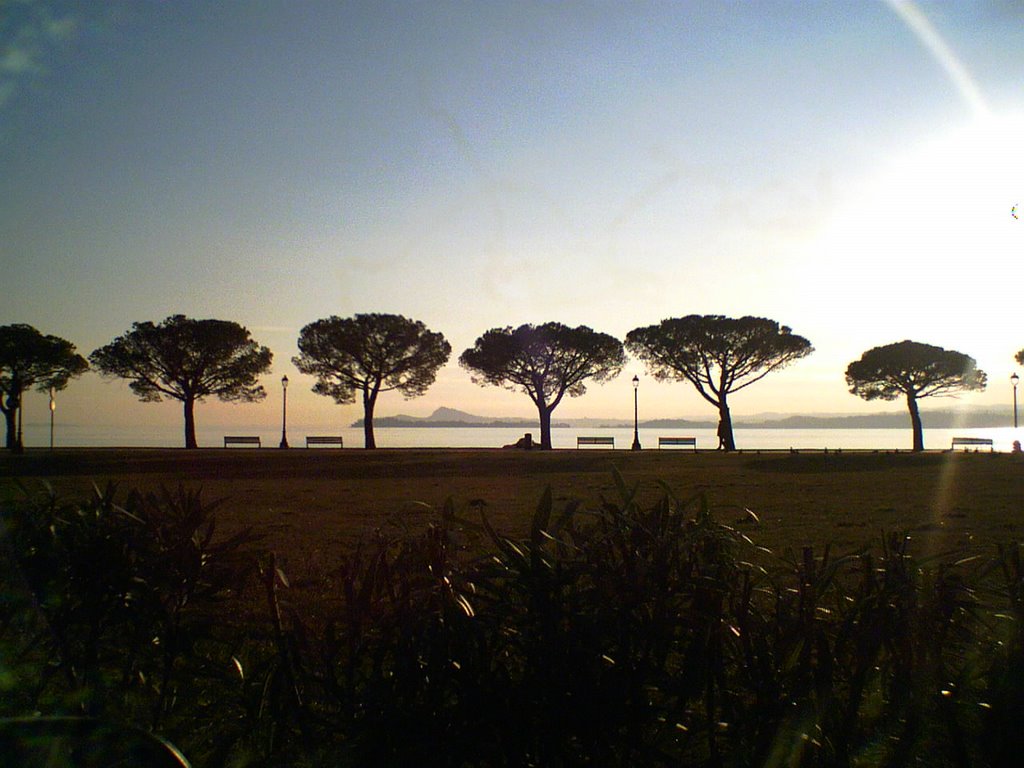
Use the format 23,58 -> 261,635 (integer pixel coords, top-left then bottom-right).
3,0 -> 1024,435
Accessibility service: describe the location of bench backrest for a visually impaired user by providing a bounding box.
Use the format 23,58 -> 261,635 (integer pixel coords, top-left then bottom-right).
577,436 -> 614,446
224,436 -> 260,447
951,437 -> 993,448
659,436 -> 697,450
306,436 -> 344,447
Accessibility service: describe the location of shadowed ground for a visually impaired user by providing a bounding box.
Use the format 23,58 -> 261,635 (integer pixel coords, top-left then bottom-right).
3,449 -> 1021,582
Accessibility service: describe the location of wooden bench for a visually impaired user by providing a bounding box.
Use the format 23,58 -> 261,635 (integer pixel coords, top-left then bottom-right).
951,437 -> 993,451
223,436 -> 261,448
658,436 -> 697,452
306,436 -> 344,448
577,436 -> 614,448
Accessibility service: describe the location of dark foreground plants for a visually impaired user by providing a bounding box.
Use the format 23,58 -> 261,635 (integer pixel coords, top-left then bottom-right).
2,475 -> 1024,767
0,483 -> 269,764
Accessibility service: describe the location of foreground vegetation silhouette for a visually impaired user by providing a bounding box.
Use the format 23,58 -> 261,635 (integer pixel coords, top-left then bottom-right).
3,476 -> 1023,767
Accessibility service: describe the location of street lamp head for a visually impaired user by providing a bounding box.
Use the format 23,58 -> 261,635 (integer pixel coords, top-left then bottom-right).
632,374 -> 639,389
1012,372 -> 1020,387
282,375 -> 289,389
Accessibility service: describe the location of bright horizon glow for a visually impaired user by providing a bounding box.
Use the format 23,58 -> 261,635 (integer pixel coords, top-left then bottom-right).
3,2 -> 1022,440
796,111 -> 1024,394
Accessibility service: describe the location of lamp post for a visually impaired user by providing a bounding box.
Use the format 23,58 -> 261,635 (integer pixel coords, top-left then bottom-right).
49,387 -> 55,450
1012,372 -> 1019,430
279,375 -> 290,449
631,375 -> 642,451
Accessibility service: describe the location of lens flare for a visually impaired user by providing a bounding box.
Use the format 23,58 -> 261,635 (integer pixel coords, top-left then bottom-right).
883,0 -> 1008,560
884,0 -> 989,118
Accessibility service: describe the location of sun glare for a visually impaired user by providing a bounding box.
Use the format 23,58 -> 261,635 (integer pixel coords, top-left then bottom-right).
809,112 -> 1024,371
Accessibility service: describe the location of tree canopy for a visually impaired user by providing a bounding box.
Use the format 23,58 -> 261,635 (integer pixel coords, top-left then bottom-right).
90,315 -> 273,449
1,324 -> 89,451
459,323 -> 625,450
1016,349 -> 1024,367
845,340 -> 987,452
293,313 -> 451,449
626,315 -> 812,451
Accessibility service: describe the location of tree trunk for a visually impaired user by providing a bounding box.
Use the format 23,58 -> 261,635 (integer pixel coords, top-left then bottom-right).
537,404 -> 553,450
363,389 -> 377,449
907,393 -> 924,452
5,390 -> 24,452
2,400 -> 15,450
183,398 -> 198,449
718,402 -> 736,452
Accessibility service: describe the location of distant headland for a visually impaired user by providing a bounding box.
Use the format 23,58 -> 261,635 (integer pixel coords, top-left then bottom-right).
351,407 -> 570,429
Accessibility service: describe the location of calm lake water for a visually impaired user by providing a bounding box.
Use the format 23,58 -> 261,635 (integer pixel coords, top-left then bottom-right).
17,422 -> 1022,452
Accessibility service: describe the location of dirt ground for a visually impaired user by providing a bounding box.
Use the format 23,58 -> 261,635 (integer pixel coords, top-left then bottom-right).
4,447 -> 1022,578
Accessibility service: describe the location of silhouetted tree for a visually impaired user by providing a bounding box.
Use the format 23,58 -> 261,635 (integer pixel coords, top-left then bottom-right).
1016,349 -> 1024,366
626,315 -> 812,451
0,324 -> 88,451
460,323 -> 626,450
846,340 -> 986,452
293,314 -> 450,449
90,315 -> 273,449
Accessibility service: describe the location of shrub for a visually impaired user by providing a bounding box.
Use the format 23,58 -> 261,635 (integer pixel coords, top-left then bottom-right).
2,473 -> 1022,766
0,483 -> 262,763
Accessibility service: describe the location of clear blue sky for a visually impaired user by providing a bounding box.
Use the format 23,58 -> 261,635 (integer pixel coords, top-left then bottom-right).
3,1 -> 1023,431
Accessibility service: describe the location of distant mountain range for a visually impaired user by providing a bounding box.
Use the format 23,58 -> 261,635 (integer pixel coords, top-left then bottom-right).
607,408 -> 1013,429
354,406 -> 1013,430
737,412 -> 1009,429
351,407 -> 569,429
